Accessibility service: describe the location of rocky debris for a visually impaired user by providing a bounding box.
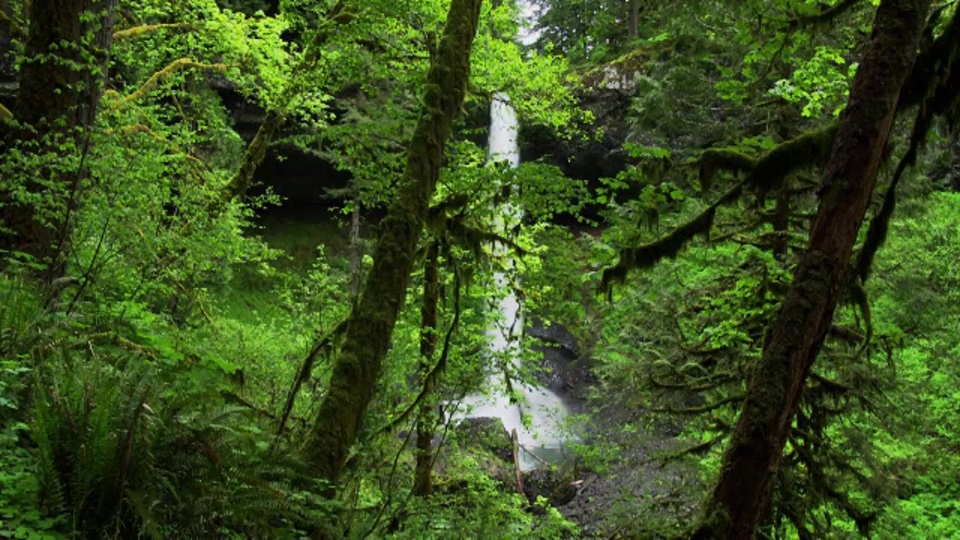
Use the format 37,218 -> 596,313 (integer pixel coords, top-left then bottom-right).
558,433 -> 703,538
524,465 -> 579,507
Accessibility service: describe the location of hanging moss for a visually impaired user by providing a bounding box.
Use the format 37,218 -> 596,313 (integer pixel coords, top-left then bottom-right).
859,7 -> 960,283
601,207 -> 716,295
697,148 -> 755,193
899,4 -> 960,111
747,124 -> 837,200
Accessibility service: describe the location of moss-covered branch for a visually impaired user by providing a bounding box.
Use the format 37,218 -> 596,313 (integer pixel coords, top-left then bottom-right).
113,23 -> 197,40
697,149 -> 755,193
649,395 -> 745,415
121,58 -> 227,104
219,112 -> 281,203
792,0 -> 867,27
0,103 -> 12,123
600,180 -> 744,294
637,125 -> 838,294
698,124 -> 838,198
276,319 -> 348,436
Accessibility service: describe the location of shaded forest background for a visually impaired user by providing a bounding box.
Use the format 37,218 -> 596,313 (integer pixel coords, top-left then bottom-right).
1,0 -> 960,538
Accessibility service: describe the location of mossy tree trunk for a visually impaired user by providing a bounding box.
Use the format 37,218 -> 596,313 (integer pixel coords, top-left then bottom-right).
690,0 -> 930,537
0,0 -> 116,279
306,0 -> 482,490
413,242 -> 441,497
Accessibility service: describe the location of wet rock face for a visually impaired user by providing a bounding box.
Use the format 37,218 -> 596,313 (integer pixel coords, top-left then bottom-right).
519,49 -> 655,191
519,88 -> 632,187
527,318 -> 596,402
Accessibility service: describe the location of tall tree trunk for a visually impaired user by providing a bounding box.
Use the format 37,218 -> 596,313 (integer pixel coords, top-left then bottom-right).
627,0 -> 640,42
0,0 -> 116,279
348,192 -> 362,297
306,0 -> 482,491
413,242 -> 441,497
690,0 -> 929,537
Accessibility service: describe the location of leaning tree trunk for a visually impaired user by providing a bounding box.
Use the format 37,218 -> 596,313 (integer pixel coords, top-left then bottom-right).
413,242 -> 441,497
306,0 -> 482,490
0,0 -> 116,280
690,0 -> 929,538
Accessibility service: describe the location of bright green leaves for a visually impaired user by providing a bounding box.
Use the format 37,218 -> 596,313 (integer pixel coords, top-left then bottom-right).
113,0 -> 300,112
707,0 -> 869,122
769,45 -> 856,118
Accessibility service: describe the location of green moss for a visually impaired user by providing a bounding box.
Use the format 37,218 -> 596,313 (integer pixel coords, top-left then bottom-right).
698,124 -> 837,199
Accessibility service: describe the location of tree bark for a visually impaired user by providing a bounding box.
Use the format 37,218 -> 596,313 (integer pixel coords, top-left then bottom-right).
627,0 -> 640,42
306,0 -> 482,490
413,242 -> 440,497
0,0 -> 116,279
690,0 -> 930,537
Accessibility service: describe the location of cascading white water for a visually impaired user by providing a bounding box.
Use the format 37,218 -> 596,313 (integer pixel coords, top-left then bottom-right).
457,94 -> 573,471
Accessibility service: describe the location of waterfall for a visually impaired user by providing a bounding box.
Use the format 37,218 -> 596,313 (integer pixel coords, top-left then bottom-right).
457,93 -> 572,472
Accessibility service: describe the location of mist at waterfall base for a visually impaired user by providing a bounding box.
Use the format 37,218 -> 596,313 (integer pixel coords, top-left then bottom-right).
452,95 -> 576,472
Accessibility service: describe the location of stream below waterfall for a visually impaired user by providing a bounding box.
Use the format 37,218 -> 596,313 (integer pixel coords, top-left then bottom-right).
453,94 -> 577,472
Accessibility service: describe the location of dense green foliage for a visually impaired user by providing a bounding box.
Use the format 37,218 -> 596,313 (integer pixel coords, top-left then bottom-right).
1,0 -> 959,538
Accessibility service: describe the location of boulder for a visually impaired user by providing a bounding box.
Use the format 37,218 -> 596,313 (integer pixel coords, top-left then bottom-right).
452,416 -> 513,463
